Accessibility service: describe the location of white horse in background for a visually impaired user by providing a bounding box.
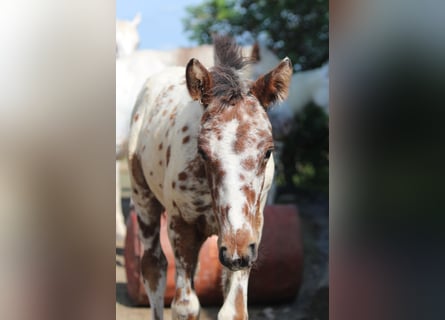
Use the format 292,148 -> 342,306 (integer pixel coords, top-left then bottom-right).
261,61 -> 329,204
288,62 -> 329,114
116,12 -> 142,238
267,62 -> 330,138
116,13 -> 141,58
116,43 -> 280,239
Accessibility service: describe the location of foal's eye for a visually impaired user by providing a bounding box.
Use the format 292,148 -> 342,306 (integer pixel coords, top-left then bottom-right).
264,149 -> 273,161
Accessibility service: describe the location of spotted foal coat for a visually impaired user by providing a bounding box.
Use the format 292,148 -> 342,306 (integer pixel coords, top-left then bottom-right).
128,36 -> 292,320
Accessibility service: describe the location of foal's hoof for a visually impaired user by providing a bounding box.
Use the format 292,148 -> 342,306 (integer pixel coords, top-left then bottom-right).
218,308 -> 248,320
171,292 -> 200,320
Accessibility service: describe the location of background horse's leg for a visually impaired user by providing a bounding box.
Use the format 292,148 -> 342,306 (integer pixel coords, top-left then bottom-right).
218,269 -> 250,320
129,155 -> 167,320
167,215 -> 206,320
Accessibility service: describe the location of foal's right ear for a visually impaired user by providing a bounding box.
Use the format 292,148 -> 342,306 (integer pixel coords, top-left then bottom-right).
186,58 -> 213,106
250,57 -> 293,109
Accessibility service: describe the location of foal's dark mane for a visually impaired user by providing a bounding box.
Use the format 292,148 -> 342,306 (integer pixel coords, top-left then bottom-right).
211,36 -> 251,105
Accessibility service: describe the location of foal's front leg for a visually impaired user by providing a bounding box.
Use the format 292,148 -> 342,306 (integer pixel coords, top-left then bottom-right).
168,215 -> 206,320
218,269 -> 250,320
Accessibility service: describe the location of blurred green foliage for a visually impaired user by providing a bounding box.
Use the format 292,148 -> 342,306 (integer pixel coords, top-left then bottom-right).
281,104 -> 329,194
183,0 -> 329,195
183,0 -> 328,70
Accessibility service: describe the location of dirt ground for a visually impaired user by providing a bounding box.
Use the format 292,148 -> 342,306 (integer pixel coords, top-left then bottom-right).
116,161 -> 328,319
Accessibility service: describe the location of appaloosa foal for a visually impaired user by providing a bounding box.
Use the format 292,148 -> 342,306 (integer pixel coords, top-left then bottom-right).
128,36 -> 292,320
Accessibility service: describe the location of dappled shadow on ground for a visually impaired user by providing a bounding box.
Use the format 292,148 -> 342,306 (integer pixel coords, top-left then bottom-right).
116,247 -> 124,256
116,282 -> 136,307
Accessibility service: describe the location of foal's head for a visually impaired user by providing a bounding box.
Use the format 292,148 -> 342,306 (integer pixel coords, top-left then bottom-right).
185,37 -> 292,271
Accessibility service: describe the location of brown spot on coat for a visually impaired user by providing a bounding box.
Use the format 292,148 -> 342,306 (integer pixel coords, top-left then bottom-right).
174,288 -> 182,302
182,135 -> 190,144
241,157 -> 256,171
170,216 -> 207,276
196,205 -> 212,212
242,203 -> 250,217
182,125 -> 188,132
192,199 -> 204,207
141,244 -> 167,293
219,205 -> 230,218
137,215 -> 157,239
234,122 -> 251,153
185,156 -> 206,180
158,143 -> 163,150
130,154 -> 149,190
133,113 -> 139,122
178,172 -> 188,181
242,185 -> 256,205
172,181 -> 176,189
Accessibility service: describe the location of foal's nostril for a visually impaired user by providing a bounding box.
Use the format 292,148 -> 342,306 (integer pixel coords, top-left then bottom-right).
219,246 -> 227,264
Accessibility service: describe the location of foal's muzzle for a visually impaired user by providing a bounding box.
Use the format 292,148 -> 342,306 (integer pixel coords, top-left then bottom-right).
218,243 -> 257,271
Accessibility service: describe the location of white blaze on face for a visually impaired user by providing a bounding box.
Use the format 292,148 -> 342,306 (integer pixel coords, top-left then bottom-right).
205,110 -> 272,237
207,118 -> 247,231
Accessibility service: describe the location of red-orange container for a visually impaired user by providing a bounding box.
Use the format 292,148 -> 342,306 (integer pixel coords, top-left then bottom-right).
124,205 -> 303,306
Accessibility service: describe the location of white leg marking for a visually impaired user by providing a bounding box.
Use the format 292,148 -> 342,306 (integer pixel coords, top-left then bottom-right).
218,269 -> 250,320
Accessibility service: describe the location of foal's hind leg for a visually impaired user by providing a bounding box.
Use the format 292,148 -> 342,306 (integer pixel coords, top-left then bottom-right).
129,155 -> 167,320
167,215 -> 206,320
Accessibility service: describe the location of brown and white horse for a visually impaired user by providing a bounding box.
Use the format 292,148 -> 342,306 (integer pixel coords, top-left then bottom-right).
116,42 -> 282,239
127,36 -> 292,319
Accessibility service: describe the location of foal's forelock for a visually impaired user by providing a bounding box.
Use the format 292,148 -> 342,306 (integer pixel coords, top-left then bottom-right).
209,36 -> 252,106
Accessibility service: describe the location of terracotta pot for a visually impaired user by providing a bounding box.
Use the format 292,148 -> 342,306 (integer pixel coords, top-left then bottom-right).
124,205 -> 303,306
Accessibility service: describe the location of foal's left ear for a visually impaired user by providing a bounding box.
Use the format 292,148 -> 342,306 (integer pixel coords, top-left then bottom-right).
186,58 -> 213,106
250,57 -> 293,109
